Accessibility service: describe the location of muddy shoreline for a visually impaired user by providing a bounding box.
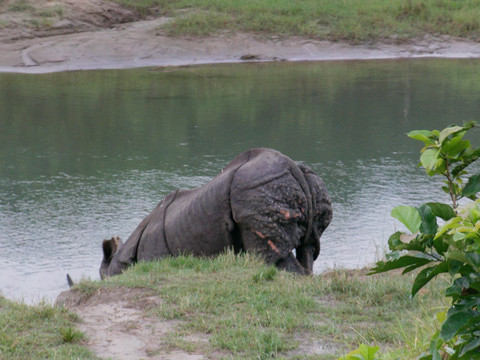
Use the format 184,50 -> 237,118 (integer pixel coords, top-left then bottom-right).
2,18 -> 480,74
1,0 -> 480,74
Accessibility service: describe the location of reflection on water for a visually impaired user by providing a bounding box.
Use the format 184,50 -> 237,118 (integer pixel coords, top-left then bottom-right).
1,59 -> 480,302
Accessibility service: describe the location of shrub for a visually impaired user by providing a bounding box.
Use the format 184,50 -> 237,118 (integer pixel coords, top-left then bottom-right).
370,121 -> 480,359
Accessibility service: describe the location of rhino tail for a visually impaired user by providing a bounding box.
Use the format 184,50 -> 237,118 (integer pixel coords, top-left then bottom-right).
66,273 -> 74,288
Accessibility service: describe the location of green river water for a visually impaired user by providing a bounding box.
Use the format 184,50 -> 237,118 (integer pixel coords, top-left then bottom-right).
1,59 -> 479,302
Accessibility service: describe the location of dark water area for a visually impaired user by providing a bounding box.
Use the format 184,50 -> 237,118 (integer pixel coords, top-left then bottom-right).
1,59 -> 480,303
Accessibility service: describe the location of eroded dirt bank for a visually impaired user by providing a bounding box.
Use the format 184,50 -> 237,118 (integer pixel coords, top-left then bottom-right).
56,288 -> 208,360
55,287 -> 335,359
1,0 -> 480,74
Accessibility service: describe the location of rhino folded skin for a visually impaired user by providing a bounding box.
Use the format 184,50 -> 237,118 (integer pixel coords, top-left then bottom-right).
100,148 -> 332,278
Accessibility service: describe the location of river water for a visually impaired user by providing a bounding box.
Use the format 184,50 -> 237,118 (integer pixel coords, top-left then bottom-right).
1,59 -> 480,303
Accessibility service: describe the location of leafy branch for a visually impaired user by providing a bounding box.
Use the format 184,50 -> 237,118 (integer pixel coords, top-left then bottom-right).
370,121 -> 480,359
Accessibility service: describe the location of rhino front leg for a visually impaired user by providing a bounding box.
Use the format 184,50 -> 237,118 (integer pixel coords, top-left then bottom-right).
276,252 -> 307,275
295,244 -> 315,274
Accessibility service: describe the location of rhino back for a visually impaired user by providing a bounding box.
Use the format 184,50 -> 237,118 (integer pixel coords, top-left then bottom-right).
162,150 -> 252,256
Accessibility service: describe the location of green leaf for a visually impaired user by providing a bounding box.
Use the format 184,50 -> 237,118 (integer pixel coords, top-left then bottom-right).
452,147 -> 480,177
465,252 -> 480,267
460,337 -> 480,357
388,231 -> 407,251
337,344 -> 380,360
371,255 -> 433,274
446,276 -> 470,298
408,130 -> 435,145
388,232 -> 424,251
403,261 -> 431,274
391,205 -> 421,233
420,148 -> 440,174
433,237 -> 449,256
411,263 -> 449,297
440,309 -> 476,341
418,203 -> 438,235
445,250 -> 467,263
435,216 -> 462,240
448,260 -> 463,277
417,353 -> 432,360
453,231 -> 468,241
439,125 -> 464,144
434,157 -> 446,174
443,135 -> 470,158
426,202 -> 456,221
362,344 -> 380,359
429,331 -> 444,360
462,174 -> 480,198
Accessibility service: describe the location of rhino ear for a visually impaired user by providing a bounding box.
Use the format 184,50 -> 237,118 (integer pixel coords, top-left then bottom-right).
102,236 -> 122,261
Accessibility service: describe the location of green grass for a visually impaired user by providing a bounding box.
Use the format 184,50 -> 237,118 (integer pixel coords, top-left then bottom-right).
110,0 -> 480,42
35,6 -> 64,18
0,251 -> 449,359
7,0 -> 34,12
76,252 -> 448,359
0,297 -> 95,360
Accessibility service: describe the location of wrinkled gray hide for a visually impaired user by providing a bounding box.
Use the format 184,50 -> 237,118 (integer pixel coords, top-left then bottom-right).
100,148 -> 332,278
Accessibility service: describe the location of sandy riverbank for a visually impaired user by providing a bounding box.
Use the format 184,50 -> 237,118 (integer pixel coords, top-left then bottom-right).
3,23 -> 480,74
1,0 -> 480,74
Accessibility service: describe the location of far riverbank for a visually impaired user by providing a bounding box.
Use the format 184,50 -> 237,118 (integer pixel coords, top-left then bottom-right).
2,0 -> 480,73
2,19 -> 480,74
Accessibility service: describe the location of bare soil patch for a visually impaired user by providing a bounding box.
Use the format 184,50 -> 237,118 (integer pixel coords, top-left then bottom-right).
56,287 -> 206,360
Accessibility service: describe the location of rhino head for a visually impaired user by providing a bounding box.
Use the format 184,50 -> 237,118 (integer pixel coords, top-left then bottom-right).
99,236 -> 123,279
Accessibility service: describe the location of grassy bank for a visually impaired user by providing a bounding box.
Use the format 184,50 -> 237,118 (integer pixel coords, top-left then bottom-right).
0,252 -> 449,359
0,296 -> 95,359
0,253 -> 449,359
112,0 -> 480,42
67,252 -> 446,359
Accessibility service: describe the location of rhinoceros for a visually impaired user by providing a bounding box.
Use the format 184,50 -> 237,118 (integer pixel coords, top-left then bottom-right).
99,148 -> 332,278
